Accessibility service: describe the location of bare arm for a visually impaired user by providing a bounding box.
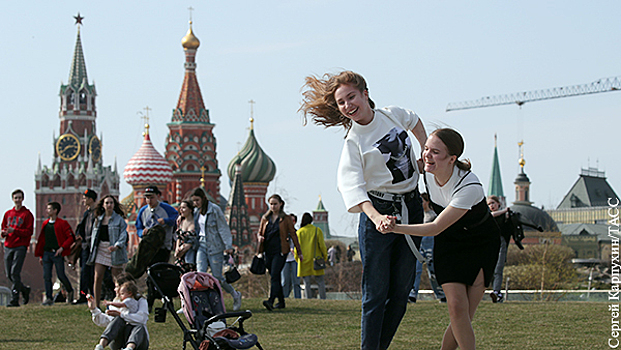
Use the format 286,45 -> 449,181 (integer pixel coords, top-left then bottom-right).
357,201 -> 395,231
491,207 -> 509,218
389,205 -> 468,237
412,120 -> 427,153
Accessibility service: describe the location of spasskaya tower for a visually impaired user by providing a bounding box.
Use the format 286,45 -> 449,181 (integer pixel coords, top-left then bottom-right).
34,14 -> 120,230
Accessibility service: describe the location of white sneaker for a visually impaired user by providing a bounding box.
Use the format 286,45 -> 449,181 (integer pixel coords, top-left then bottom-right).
232,291 -> 242,311
94,344 -> 105,350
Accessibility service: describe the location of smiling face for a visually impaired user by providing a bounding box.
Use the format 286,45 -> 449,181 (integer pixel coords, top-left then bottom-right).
423,134 -> 456,174
179,202 -> 191,218
334,83 -> 374,125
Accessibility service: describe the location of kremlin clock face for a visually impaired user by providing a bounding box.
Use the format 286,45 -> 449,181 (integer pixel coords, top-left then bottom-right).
56,134 -> 81,161
89,135 -> 102,163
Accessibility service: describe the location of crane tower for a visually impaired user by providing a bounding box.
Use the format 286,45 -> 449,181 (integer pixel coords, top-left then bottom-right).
446,76 -> 621,112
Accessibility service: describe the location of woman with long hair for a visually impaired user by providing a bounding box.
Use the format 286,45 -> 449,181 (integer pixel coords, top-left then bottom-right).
256,194 -> 303,311
382,128 -> 501,350
174,200 -> 197,269
87,195 -> 128,308
190,188 -> 242,311
300,70 -> 427,350
295,213 -> 327,299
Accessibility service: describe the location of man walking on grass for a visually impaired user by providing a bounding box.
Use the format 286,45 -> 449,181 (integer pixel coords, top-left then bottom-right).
1,189 -> 34,307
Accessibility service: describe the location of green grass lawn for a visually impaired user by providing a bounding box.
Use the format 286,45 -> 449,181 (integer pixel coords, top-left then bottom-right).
0,298 -> 607,350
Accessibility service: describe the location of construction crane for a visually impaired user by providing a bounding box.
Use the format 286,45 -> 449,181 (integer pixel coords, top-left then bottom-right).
446,76 -> 621,112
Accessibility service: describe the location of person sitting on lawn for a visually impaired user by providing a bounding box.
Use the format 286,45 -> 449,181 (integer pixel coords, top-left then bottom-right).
89,274 -> 149,350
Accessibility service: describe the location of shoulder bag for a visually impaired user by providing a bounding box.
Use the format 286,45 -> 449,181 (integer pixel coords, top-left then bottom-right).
313,228 -> 326,270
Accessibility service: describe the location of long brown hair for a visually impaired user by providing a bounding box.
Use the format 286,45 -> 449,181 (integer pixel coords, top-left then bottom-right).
95,195 -> 126,217
191,187 -> 210,215
299,71 -> 375,133
262,194 -> 287,220
430,128 -> 471,171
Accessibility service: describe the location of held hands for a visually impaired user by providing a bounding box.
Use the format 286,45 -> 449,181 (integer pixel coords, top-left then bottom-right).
375,215 -> 397,234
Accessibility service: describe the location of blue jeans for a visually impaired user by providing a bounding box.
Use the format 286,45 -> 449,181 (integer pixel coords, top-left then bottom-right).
42,251 -> 73,299
265,252 -> 286,304
492,236 -> 508,292
196,237 -> 236,296
281,260 -> 301,298
359,193 -> 422,350
4,245 -> 27,300
410,236 -> 445,300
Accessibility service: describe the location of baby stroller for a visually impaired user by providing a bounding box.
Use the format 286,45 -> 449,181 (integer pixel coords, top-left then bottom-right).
147,262 -> 264,350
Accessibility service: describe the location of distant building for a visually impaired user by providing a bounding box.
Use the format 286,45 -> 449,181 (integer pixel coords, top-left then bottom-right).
35,20 -> 119,232
313,196 -> 331,239
225,162 -> 254,263
227,117 -> 276,238
487,134 -> 506,207
547,168 -> 619,262
123,123 -> 173,256
165,20 -> 221,203
508,142 -> 561,245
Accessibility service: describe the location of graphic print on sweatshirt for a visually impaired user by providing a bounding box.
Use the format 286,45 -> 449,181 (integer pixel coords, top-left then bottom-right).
373,127 -> 413,184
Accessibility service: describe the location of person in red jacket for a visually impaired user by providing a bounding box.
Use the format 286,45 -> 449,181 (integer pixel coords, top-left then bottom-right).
35,202 -> 75,305
1,189 -> 34,307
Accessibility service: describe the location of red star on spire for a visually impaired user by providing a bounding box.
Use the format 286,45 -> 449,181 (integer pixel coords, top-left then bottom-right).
74,12 -> 84,25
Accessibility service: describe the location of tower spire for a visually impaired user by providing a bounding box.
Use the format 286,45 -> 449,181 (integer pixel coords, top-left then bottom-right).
68,13 -> 88,89
488,133 -> 505,203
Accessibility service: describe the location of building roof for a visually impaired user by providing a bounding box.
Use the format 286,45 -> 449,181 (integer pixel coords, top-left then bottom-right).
315,196 -> 326,211
227,120 -> 276,184
558,223 -> 612,242
60,27 -> 95,96
171,21 -> 209,124
557,168 -> 619,209
488,135 -> 504,198
123,131 -> 173,186
511,203 -> 559,232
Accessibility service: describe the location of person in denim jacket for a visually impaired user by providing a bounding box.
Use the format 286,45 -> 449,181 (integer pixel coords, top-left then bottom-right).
190,187 -> 242,311
87,195 -> 128,308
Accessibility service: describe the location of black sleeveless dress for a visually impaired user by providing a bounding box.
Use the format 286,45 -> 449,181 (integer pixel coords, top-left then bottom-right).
425,172 -> 501,287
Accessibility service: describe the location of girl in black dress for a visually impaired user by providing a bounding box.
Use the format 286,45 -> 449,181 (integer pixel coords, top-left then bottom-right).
381,128 -> 500,350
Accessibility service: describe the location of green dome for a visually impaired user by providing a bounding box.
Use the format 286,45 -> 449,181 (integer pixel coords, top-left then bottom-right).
227,127 -> 276,184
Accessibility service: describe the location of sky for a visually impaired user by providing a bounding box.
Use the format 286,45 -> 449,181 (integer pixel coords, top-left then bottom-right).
1,1 -> 619,237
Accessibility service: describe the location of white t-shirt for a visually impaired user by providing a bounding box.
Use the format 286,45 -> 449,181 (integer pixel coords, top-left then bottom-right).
198,213 -> 207,237
425,168 -> 484,210
122,297 -> 139,314
337,106 -> 422,213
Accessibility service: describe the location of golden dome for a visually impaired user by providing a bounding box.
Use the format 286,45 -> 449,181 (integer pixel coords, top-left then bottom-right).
181,21 -> 200,50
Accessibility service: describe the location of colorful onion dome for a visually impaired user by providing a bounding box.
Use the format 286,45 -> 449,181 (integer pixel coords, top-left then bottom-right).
181,21 -> 200,50
227,118 -> 276,184
124,128 -> 173,186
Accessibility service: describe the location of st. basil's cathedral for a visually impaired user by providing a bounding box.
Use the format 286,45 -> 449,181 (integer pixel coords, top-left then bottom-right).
36,16 -> 279,262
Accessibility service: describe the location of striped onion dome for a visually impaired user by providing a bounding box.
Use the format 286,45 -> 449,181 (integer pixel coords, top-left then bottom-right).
124,132 -> 173,186
227,120 -> 276,184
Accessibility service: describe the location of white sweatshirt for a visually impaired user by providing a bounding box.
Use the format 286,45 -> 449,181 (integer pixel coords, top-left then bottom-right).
337,106 -> 422,213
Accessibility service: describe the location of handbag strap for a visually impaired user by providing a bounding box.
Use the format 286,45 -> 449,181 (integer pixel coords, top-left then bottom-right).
313,228 -> 322,259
